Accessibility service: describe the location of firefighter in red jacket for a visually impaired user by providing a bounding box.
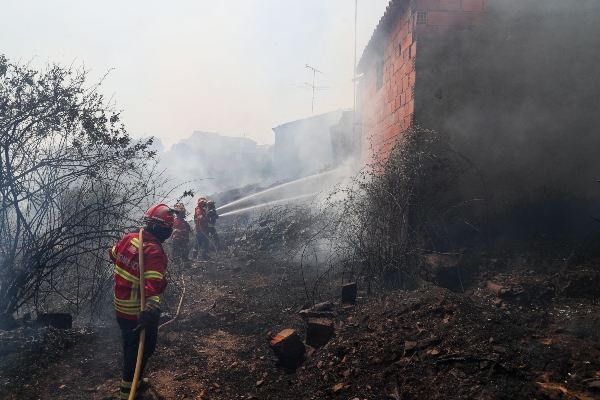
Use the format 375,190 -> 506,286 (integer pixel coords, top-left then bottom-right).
206,200 -> 219,250
110,203 -> 174,400
171,202 -> 192,267
194,197 -> 210,260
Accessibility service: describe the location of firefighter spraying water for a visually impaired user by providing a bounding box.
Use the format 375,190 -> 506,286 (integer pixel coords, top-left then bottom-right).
206,200 -> 219,249
193,197 -> 210,261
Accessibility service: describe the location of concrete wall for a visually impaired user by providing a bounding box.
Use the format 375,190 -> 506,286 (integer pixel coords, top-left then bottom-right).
272,110 -> 343,180
413,0 -> 600,236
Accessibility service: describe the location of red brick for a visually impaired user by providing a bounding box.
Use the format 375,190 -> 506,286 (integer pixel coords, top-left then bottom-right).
427,11 -> 450,25
461,0 -> 483,12
398,64 -> 405,77
393,19 -> 402,37
409,71 -> 416,87
401,23 -> 408,40
448,12 -> 472,26
406,60 -> 414,73
439,0 -> 461,10
400,9 -> 410,26
401,32 -> 413,51
397,118 -> 404,132
450,12 -> 487,26
417,0 -> 439,11
399,105 -> 406,119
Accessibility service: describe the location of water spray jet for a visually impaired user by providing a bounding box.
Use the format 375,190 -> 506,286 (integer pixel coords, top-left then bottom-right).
217,170 -> 340,212
219,193 -> 320,217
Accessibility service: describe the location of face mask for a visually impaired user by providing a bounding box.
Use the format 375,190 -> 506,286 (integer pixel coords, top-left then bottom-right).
147,226 -> 173,243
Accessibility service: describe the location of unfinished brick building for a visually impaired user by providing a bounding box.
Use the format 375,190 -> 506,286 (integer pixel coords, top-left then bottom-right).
357,0 -> 600,237
357,0 -> 490,161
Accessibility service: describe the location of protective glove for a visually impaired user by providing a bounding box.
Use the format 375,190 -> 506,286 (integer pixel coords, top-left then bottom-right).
133,300 -> 161,333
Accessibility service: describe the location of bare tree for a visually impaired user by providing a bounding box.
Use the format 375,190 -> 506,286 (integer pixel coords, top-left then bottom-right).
0,55 -> 162,328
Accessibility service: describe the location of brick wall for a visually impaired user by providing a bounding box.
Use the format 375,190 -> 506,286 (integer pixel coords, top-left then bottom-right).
359,0 -> 489,164
361,4 -> 416,164
415,0 -> 488,32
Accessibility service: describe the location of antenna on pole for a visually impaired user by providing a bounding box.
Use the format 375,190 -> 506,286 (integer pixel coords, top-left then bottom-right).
305,64 -> 324,116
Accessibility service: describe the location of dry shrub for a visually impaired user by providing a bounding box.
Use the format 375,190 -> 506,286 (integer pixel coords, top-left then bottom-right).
323,126 -> 489,293
228,126 -> 489,302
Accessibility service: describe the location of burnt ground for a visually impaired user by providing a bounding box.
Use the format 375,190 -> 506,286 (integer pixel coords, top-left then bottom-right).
2,243 -> 600,399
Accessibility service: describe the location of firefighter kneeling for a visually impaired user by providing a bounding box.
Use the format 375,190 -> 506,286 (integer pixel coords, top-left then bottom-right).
110,204 -> 175,400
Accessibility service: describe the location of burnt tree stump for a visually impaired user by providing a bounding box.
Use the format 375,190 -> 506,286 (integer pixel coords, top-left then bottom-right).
306,318 -> 334,348
267,329 -> 306,367
341,282 -> 357,305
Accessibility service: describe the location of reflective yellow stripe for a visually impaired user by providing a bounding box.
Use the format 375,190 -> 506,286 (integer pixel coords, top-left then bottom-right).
148,295 -> 161,304
114,306 -> 140,313
121,380 -> 133,389
130,237 -> 140,248
114,297 -> 142,305
115,305 -> 140,315
111,246 -> 117,258
144,271 -> 163,280
115,265 -> 139,284
114,306 -> 139,313
130,283 -> 139,300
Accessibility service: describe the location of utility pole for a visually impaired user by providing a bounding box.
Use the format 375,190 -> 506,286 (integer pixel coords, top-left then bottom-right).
353,0 -> 358,131
305,64 -> 324,116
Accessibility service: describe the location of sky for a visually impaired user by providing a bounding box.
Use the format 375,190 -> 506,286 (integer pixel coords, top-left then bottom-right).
1,0 -> 391,149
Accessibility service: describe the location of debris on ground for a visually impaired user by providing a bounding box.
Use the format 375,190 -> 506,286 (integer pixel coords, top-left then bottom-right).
2,240 -> 600,399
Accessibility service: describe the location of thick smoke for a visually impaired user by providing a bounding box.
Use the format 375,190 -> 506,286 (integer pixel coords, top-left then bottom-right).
150,132 -> 274,208
414,0 -> 600,237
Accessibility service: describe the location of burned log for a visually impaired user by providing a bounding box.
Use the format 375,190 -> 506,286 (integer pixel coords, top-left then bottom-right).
267,329 -> 306,367
419,253 -> 463,290
306,318 -> 334,348
341,282 -> 357,305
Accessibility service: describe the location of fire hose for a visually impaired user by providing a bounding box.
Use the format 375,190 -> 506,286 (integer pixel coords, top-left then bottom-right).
129,230 -> 187,399
129,228 -> 146,400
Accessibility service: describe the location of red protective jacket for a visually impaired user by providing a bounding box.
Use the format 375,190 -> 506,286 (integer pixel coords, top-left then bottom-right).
109,230 -> 168,320
172,217 -> 191,240
194,206 -> 209,232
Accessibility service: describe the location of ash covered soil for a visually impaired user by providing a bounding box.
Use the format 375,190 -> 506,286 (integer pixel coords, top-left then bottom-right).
2,246 -> 600,399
